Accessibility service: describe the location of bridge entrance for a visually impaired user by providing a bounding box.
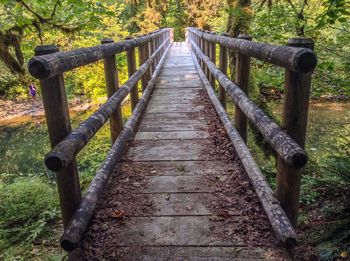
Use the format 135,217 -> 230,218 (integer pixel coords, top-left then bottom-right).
80,42 -> 289,259
29,27 -> 317,260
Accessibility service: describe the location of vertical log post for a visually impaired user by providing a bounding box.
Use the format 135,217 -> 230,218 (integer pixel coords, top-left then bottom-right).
145,37 -> 151,85
155,34 -> 160,64
125,36 -> 138,111
35,45 -> 81,228
234,34 -> 252,143
276,38 -> 315,228
199,30 -> 205,70
219,33 -> 228,109
101,38 -> 123,143
209,32 -> 217,88
138,37 -> 147,92
170,28 -> 174,43
149,36 -> 155,74
196,33 -> 200,62
203,33 -> 210,80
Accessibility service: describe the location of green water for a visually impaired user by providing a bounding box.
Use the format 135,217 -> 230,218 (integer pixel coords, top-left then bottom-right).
0,101 -> 349,187
0,101 -> 132,185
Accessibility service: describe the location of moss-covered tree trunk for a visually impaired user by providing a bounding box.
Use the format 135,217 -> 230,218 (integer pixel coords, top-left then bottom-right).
226,0 -> 252,80
226,0 -> 276,161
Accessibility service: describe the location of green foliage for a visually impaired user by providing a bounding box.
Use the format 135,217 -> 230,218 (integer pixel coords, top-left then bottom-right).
316,0 -> 350,27
0,123 -> 50,182
0,178 -> 59,248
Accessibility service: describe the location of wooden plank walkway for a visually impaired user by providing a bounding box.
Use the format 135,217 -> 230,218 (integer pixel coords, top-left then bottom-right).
81,42 -> 290,260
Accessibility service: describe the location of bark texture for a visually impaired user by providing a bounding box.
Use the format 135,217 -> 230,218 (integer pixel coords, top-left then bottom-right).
191,49 -> 298,248
60,41 -> 171,252
187,28 -> 317,73
190,38 -> 307,169
45,38 -> 170,172
28,29 -> 170,79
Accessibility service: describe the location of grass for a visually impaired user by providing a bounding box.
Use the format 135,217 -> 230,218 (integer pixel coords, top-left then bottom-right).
0,99 -> 132,260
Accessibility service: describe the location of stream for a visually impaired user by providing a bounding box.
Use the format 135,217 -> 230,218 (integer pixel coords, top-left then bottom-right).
0,101 -> 349,185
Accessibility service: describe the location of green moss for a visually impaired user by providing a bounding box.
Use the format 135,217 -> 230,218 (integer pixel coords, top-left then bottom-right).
0,178 -> 59,247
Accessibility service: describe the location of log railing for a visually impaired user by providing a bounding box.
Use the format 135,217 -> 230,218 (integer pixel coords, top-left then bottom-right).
28,28 -> 173,251
187,27 -> 317,250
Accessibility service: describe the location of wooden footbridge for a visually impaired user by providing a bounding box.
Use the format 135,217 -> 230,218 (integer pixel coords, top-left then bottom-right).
29,28 -> 317,260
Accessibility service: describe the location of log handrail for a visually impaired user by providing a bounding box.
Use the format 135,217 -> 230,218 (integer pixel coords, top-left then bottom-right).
187,27 -> 317,73
187,27 -> 316,246
44,37 -> 170,172
60,42 -> 172,251
190,39 -> 307,168
30,28 -> 173,242
190,49 -> 297,248
28,28 -> 170,79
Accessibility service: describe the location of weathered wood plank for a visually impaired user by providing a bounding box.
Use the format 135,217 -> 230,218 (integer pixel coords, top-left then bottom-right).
142,112 -> 206,121
126,140 -> 213,161
102,216 -> 243,246
115,247 -> 289,260
146,104 -> 204,113
150,193 -> 212,215
120,161 -> 236,176
134,130 -> 209,140
149,99 -> 197,105
138,123 -> 207,132
142,176 -> 214,193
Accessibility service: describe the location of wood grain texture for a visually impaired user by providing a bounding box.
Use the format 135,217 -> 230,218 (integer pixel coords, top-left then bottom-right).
29,29 -> 171,79
60,40 -> 172,252
191,49 -> 297,248
45,38 -> 170,172
35,46 -> 81,228
187,27 -> 317,73
190,39 -> 307,169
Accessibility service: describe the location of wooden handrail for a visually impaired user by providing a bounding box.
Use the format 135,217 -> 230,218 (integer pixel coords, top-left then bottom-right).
60,36 -> 172,252
187,27 -> 316,235
29,28 -> 171,79
190,39 -> 307,168
191,49 -> 297,248
31,28 -> 172,233
44,37 -> 170,171
187,27 -> 317,73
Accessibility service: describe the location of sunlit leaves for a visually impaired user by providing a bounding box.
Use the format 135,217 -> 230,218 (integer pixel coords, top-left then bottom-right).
316,0 -> 350,28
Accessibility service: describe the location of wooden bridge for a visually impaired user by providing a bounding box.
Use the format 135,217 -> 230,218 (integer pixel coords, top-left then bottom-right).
29,28 -> 317,260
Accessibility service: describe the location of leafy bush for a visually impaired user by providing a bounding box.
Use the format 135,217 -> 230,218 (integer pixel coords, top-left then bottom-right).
0,178 -> 59,248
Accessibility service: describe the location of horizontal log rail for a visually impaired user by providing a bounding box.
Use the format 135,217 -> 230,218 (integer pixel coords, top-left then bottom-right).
187,27 -> 317,73
30,28 -> 172,238
60,42 -> 172,251
44,37 -> 170,172
187,27 -> 317,254
190,50 -> 297,248
191,39 -> 307,168
29,28 -> 170,79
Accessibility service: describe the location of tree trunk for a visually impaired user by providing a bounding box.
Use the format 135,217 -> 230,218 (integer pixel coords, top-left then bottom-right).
226,0 -> 252,80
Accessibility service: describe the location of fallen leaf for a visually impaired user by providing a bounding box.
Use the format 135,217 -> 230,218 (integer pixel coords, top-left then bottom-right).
108,209 -> 126,219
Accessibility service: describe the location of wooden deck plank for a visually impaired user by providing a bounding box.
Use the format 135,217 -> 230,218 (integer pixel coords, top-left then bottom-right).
82,42 -> 290,261
141,176 -> 214,193
120,161 -> 236,176
134,130 -> 209,140
102,216 -> 243,246
150,193 -> 212,216
115,247 -> 289,260
126,140 -> 213,161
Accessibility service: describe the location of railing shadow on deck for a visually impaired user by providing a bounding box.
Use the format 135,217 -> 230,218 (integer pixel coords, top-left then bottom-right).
28,28 -> 173,251
187,27 -> 317,256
